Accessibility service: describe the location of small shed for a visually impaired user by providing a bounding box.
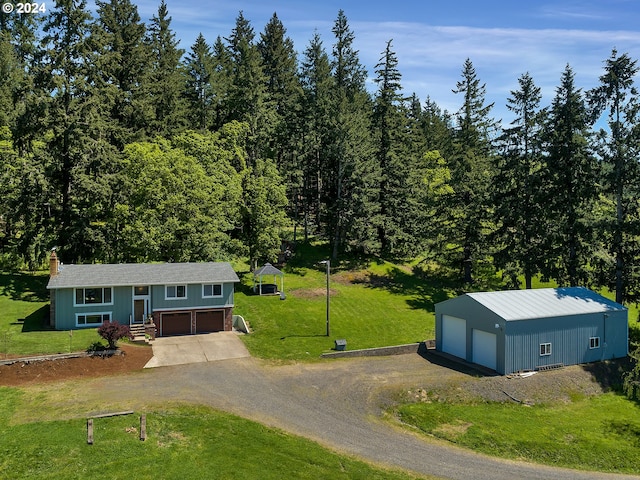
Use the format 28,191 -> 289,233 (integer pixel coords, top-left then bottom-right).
435,287 -> 628,375
253,263 -> 284,295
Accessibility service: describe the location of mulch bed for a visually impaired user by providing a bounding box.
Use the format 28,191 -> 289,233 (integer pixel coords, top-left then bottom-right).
0,343 -> 154,387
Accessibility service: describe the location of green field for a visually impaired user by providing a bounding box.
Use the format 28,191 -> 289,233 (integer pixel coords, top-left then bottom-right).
0,389 -> 425,480
396,392 -> 640,474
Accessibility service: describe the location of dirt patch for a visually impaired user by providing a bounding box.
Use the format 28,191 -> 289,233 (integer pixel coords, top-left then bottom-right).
332,271 -> 394,288
0,343 -> 153,387
406,359 -> 628,406
289,287 -> 340,298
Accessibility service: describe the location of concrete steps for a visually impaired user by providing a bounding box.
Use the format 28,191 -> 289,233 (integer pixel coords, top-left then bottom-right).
129,324 -> 153,344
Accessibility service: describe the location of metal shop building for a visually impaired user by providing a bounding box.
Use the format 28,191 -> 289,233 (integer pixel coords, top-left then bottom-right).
435,287 -> 628,375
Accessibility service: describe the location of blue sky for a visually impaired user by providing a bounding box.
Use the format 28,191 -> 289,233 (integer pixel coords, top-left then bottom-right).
124,0 -> 640,125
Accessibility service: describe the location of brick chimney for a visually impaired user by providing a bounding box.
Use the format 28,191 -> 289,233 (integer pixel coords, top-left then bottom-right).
49,250 -> 59,327
49,250 -> 59,277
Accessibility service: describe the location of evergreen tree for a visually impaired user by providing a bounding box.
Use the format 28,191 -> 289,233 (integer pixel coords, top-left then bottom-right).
493,73 -> 546,288
183,33 -> 214,132
146,0 -> 186,136
0,32 -> 18,128
447,59 -> 497,284
210,36 -> 233,130
225,11 -> 269,166
542,65 -> 597,287
257,13 -> 303,232
299,32 -> 333,241
588,50 -> 640,303
373,39 -> 424,257
327,10 -> 378,259
91,0 -> 151,148
36,0 -> 107,261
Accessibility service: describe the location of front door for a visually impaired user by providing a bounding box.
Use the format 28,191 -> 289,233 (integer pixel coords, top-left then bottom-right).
132,286 -> 150,323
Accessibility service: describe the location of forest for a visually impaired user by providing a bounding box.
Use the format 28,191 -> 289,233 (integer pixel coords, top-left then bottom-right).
1,0 -> 640,305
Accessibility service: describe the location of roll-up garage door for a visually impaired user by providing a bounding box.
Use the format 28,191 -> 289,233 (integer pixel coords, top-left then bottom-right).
442,314 -> 466,359
160,312 -> 191,336
472,329 -> 497,371
196,310 -> 225,333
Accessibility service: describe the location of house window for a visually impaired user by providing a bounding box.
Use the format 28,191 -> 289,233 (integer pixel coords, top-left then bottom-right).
77,312 -> 111,326
590,337 -> 600,349
166,285 -> 187,300
134,286 -> 149,296
74,287 -> 112,306
540,343 -> 552,356
202,283 -> 223,298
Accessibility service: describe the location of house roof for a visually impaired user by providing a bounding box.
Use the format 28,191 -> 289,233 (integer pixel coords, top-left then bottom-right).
254,263 -> 283,277
463,287 -> 626,321
47,262 -> 240,289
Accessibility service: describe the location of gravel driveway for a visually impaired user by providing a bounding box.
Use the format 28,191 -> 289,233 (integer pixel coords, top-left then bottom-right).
48,353 -> 640,480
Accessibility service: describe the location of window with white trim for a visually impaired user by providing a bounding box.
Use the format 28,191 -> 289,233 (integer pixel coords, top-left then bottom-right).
202,283 -> 223,298
540,343 -> 551,356
590,337 -> 600,349
76,312 -> 111,326
74,287 -> 112,306
165,285 -> 187,300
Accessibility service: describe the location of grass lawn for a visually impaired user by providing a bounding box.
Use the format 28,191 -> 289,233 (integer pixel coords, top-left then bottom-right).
0,387 -> 427,480
395,392 -> 640,474
0,273 -> 101,356
234,244 -> 444,361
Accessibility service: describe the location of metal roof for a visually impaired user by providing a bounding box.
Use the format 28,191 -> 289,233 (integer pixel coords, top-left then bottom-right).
47,262 -> 240,289
466,287 -> 626,321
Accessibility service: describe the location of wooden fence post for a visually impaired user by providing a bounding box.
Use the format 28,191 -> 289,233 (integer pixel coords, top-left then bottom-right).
140,415 -> 146,441
87,418 -> 94,445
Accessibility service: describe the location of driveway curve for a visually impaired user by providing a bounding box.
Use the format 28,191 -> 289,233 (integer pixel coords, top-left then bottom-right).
65,353 -> 638,480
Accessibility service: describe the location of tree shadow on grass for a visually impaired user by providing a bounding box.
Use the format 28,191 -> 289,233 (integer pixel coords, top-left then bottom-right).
581,357 -> 633,396
284,242 -> 373,275
0,272 -> 49,302
350,266 -> 453,312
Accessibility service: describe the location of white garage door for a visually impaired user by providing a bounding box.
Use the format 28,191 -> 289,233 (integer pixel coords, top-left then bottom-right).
442,314 -> 466,359
472,329 -> 497,371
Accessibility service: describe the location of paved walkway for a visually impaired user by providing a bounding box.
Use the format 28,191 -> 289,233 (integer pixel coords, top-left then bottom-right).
143,332 -> 250,368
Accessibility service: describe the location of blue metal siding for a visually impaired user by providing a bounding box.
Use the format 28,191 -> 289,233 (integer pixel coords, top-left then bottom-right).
504,312 -> 628,374
53,286 -> 132,329
150,283 -> 234,311
436,296 -> 506,372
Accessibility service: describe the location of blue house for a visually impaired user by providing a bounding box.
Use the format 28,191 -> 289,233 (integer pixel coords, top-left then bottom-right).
46,252 -> 240,336
435,287 -> 628,374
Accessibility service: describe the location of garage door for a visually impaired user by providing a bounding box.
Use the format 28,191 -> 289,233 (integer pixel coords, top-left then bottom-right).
196,310 -> 225,333
161,312 -> 191,336
472,329 -> 497,371
442,314 -> 466,359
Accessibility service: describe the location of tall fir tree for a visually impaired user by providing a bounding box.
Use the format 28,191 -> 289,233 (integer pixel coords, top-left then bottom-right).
36,0 -> 115,261
299,32 -> 333,241
91,0 -> 151,148
210,36 -> 233,130
257,13 -> 303,234
183,33 -> 214,132
225,11 -> 269,166
373,39 -> 425,257
327,10 -> 378,259
588,50 -> 640,303
447,59 -> 497,284
145,0 -> 186,136
493,72 -> 546,288
542,65 -> 597,287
